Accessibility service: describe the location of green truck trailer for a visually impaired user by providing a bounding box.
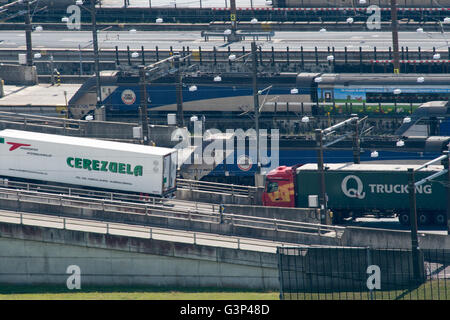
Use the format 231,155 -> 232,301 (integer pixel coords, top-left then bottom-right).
295,163 -> 448,226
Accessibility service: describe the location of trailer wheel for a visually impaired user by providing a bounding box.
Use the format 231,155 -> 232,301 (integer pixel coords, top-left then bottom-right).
418,212 -> 430,226
433,213 -> 447,226
398,212 -> 410,226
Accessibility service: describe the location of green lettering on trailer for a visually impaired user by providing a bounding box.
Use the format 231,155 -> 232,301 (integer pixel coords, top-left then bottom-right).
66,157 -> 143,176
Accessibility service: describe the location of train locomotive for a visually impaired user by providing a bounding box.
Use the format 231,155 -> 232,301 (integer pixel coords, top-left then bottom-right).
68,72 -> 450,120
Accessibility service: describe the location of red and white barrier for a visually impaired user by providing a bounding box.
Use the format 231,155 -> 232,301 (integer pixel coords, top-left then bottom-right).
211,7 -> 450,11
371,59 -> 450,63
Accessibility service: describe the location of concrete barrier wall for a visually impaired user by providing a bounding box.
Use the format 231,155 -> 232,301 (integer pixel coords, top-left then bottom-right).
175,189 -> 257,206
224,204 -> 321,224
0,222 -> 279,289
0,64 -> 38,85
341,226 -> 450,250
0,198 -> 342,247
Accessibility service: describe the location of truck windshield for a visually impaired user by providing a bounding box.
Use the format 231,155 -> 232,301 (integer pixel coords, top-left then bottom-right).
266,181 -> 279,193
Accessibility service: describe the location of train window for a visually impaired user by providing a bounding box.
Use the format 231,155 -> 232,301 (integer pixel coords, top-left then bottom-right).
366,92 -> 450,103
266,181 -> 279,193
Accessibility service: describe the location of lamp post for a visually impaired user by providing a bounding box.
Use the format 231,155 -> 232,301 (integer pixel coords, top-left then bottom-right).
407,168 -> 422,283
175,55 -> 184,127
139,65 -> 150,145
22,0 -> 33,67
390,0 -> 401,74
77,0 -> 103,120
352,115 -> 360,164
252,41 -> 261,174
228,0 -> 240,42
315,129 -> 327,225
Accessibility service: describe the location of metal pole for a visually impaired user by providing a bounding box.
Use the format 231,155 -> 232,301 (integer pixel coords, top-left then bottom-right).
390,0 -> 400,73
407,168 -> 422,283
175,55 -> 184,127
315,129 -> 327,225
24,0 -> 33,67
229,0 -> 239,42
352,116 -> 360,164
252,42 -> 260,174
139,66 -> 150,145
91,0 -> 103,115
50,55 -> 55,86
79,44 -> 83,76
447,152 -> 450,232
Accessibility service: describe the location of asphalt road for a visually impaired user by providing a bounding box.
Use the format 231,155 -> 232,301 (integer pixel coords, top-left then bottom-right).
0,30 -> 449,51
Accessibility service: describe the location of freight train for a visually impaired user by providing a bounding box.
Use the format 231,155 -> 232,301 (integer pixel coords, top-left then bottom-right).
262,162 -> 448,226
68,72 -> 450,120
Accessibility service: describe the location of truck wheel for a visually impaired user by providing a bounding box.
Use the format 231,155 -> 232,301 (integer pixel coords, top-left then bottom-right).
332,211 -> 342,224
398,212 -> 410,226
418,212 -> 429,226
434,213 -> 447,226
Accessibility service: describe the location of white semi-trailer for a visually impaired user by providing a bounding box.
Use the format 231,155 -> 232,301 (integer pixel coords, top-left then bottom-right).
0,129 -> 178,197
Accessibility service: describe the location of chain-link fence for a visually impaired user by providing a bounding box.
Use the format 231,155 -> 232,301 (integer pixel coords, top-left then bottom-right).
278,246 -> 450,300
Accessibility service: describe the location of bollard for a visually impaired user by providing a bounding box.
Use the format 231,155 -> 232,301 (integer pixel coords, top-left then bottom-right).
344,46 -> 348,64
300,46 -> 304,68
286,46 -> 289,65
0,79 -> 4,98
271,46 -> 275,66
56,70 -> 61,86
315,46 -> 318,65
115,46 -> 120,66
259,46 -> 263,65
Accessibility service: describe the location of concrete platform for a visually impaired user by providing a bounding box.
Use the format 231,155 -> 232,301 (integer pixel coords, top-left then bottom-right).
0,84 -> 81,107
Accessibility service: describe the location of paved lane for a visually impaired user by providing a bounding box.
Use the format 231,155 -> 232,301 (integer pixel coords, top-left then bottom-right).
1,30 -> 448,51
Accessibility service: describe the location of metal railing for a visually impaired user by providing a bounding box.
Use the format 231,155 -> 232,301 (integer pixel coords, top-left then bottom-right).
0,111 -> 79,129
0,186 -> 345,238
0,210 -> 287,252
177,178 -> 258,197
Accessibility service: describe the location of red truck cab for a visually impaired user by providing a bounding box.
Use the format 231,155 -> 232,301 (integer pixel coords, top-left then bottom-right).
262,165 -> 302,207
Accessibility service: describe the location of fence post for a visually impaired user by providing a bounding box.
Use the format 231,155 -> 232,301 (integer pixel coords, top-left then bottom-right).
366,247 -> 374,300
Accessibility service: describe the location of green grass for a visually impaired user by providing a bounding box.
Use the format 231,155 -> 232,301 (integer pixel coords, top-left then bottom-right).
0,285 -> 279,300
2,280 -> 448,300
283,280 -> 450,300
